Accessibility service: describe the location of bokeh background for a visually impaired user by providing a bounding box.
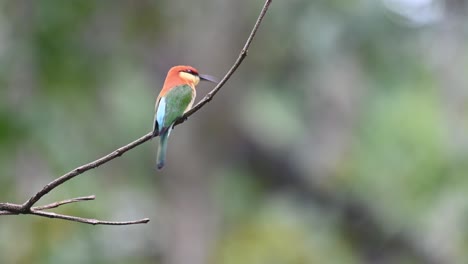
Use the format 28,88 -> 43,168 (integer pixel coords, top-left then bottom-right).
1,0 -> 468,263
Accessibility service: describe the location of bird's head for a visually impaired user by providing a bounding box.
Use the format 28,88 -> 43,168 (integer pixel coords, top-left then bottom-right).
168,65 -> 218,87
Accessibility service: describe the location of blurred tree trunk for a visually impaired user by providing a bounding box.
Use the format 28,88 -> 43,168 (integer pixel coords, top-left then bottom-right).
156,1 -> 247,264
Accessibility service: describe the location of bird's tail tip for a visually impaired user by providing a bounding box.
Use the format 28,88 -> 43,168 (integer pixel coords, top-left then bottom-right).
156,161 -> 165,170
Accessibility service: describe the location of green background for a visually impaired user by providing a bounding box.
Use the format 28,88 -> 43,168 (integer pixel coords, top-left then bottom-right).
1,0 -> 467,263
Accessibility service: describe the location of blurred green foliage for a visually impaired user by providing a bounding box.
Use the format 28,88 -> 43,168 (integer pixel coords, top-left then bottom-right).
1,0 -> 468,264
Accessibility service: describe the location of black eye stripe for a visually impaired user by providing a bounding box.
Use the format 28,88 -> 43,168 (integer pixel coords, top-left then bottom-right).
178,68 -> 199,76
183,69 -> 198,75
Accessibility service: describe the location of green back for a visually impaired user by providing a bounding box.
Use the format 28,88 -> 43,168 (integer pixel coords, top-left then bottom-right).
162,84 -> 194,128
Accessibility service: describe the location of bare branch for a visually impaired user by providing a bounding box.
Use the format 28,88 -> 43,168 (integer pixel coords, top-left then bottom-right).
21,133 -> 154,210
32,195 -> 96,211
175,0 -> 273,125
30,210 -> 150,226
1,195 -> 149,225
0,0 -> 272,225
0,202 -> 23,212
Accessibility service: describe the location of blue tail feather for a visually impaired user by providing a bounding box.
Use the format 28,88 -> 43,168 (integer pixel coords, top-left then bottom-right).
156,129 -> 170,170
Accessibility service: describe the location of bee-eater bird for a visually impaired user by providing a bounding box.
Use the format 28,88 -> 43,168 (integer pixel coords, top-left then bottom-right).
153,65 -> 217,169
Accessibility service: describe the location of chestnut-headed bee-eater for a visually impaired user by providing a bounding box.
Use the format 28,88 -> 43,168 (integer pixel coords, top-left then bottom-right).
153,65 -> 217,169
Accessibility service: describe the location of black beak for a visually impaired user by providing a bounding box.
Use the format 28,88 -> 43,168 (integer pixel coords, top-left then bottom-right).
199,74 -> 218,84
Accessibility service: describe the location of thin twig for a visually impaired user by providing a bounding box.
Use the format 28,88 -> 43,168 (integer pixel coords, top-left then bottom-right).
175,0 -> 272,125
31,210 -> 150,226
21,133 -> 154,210
32,195 -> 96,211
0,0 -> 272,225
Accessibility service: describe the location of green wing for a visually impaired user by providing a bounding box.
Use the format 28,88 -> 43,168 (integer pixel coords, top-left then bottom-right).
161,84 -> 194,129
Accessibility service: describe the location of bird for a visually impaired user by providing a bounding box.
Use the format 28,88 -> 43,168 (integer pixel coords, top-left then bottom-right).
153,65 -> 217,169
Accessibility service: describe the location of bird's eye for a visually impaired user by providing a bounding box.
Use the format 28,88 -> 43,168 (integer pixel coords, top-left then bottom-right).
184,69 -> 198,76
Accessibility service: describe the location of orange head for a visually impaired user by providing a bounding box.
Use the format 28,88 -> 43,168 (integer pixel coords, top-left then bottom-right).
160,65 -> 217,96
